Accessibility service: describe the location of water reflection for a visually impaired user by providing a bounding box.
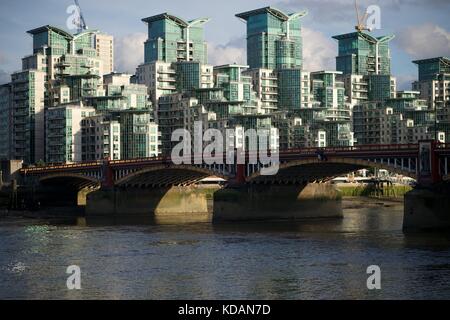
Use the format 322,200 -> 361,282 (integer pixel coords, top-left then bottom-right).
0,198 -> 449,299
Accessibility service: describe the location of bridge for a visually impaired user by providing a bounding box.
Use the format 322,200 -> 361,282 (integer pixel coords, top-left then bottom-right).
19,141 -> 450,188
15,141 -> 450,230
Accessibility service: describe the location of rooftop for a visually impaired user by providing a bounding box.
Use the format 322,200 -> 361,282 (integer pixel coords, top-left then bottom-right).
412,57 -> 450,65
236,6 -> 307,21
26,26 -> 106,41
214,63 -> 249,70
311,70 -> 344,75
142,13 -> 210,28
332,32 -> 395,44
27,25 -> 73,39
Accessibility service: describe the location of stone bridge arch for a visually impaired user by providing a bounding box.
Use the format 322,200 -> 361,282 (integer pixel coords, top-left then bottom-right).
39,173 -> 101,187
114,165 -> 227,187
36,173 -> 101,207
247,157 -> 417,183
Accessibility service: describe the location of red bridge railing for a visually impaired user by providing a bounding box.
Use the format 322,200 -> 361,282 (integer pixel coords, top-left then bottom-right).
19,143 -> 429,175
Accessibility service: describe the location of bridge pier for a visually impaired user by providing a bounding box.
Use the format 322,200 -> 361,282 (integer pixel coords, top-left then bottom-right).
85,183 -> 342,224
213,183 -> 342,222
86,185 -> 218,224
403,186 -> 450,232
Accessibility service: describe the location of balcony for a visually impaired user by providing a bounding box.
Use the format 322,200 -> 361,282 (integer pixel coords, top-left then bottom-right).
13,94 -> 28,101
14,111 -> 29,117
157,85 -> 176,90
262,74 -> 277,80
262,97 -> 278,103
158,68 -> 176,74
157,77 -> 176,82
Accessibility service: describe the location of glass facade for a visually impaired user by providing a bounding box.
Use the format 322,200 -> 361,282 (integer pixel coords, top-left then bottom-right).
367,74 -> 395,102
213,64 -> 258,111
333,32 -> 393,76
175,61 -> 202,92
277,68 -> 302,110
413,57 -> 450,81
113,110 -> 158,159
142,13 -> 209,64
45,105 -> 95,163
308,71 -> 353,146
0,84 -> 13,159
236,7 -> 306,70
28,26 -> 72,55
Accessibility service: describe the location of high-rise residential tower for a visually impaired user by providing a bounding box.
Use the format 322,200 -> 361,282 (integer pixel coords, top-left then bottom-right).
6,25 -> 109,163
137,13 -> 212,119
45,103 -> 96,163
94,33 -> 114,75
10,70 -> 46,164
142,13 -> 210,64
412,57 -> 450,142
236,7 -> 307,70
332,32 -> 394,76
333,32 -> 396,108
0,84 -> 13,160
412,57 -> 450,109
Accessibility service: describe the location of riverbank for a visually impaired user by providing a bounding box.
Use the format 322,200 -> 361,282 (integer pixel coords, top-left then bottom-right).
342,196 -> 403,210
0,206 -> 84,220
1,184 -> 408,221
337,184 -> 412,198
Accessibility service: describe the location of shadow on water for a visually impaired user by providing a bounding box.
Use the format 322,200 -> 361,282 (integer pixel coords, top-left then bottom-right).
1,197 -> 450,300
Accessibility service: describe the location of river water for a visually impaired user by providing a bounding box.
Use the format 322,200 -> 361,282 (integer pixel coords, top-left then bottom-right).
0,198 -> 449,300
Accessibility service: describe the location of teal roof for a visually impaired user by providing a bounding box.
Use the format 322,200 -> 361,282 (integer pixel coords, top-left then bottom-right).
412,57 -> 450,65
332,32 -> 395,44
27,25 -> 73,39
236,6 -> 307,21
142,13 -> 210,28
214,63 -> 249,70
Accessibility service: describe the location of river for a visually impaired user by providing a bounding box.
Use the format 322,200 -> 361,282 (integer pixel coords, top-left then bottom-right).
0,198 -> 449,299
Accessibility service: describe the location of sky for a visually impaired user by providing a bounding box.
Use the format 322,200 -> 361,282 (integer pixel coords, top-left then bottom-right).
0,0 -> 449,89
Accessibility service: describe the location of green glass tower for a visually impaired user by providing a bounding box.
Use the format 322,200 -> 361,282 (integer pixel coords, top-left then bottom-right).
309,71 -> 353,147
332,32 -> 394,76
142,13 -> 210,64
175,61 -> 213,93
413,57 -> 450,81
236,7 -> 307,70
112,110 -> 159,159
213,64 -> 258,111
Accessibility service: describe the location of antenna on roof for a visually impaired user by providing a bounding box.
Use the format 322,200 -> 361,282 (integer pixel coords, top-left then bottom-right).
73,0 -> 88,34
354,0 -> 372,32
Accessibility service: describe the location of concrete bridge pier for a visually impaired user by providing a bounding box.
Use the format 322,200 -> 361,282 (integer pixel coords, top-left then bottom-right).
213,183 -> 343,222
85,183 -> 342,224
86,186 -> 219,224
403,186 -> 450,232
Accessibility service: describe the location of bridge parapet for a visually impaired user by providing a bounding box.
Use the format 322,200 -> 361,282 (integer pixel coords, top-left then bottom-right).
17,143 -> 450,187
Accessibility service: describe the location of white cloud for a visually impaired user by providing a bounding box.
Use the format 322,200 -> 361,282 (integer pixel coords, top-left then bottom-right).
0,52 -> 7,65
114,32 -> 147,73
207,30 -> 335,71
395,73 -> 416,91
396,23 -> 450,59
0,69 -> 9,84
208,38 -> 246,66
302,27 -> 336,71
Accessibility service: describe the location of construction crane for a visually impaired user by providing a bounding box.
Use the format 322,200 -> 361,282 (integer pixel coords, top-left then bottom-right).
73,0 -> 88,33
354,0 -> 372,32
